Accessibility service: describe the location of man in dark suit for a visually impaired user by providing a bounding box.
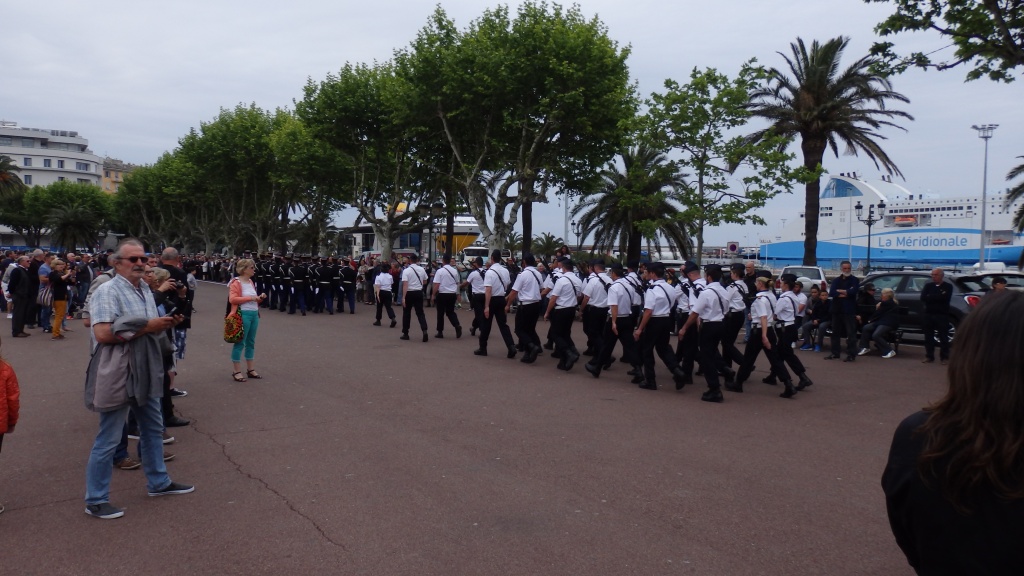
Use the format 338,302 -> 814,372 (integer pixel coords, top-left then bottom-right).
8,256 -> 34,337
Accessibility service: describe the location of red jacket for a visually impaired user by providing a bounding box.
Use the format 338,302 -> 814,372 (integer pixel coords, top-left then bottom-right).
0,360 -> 20,433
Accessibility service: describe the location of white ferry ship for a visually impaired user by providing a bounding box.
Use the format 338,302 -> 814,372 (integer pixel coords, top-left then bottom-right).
761,174 -> 1024,266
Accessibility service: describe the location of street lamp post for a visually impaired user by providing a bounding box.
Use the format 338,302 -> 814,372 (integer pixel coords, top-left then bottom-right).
855,200 -> 886,273
971,124 -> 998,267
571,220 -> 581,253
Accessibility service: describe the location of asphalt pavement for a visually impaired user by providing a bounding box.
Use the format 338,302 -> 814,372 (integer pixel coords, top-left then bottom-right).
0,282 -> 938,575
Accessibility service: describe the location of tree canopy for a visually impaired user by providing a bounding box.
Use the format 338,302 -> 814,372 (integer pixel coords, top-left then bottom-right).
868,0 -> 1024,82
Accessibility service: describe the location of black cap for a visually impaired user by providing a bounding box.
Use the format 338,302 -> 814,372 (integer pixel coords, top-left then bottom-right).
863,282 -> 876,290
590,259 -> 605,268
627,259 -> 640,270
780,273 -> 799,285
992,276 -> 1007,285
682,261 -> 699,274
473,256 -> 484,266
609,263 -> 624,273
647,261 -> 665,274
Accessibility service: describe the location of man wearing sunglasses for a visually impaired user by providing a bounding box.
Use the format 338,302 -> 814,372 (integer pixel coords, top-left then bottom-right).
83,239 -> 194,520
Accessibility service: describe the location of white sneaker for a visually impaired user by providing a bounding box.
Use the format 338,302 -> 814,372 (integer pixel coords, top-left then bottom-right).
882,350 -> 896,359
857,348 -> 870,356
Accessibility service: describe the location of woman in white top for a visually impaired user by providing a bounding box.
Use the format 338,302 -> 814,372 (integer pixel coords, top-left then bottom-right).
228,259 -> 267,382
373,263 -> 397,327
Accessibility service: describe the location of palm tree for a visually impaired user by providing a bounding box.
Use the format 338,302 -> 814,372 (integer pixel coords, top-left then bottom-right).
747,36 -> 913,265
503,230 -> 524,252
531,232 -> 564,261
48,202 -> 103,252
1007,156 -> 1024,232
0,155 -> 26,197
572,145 -> 692,262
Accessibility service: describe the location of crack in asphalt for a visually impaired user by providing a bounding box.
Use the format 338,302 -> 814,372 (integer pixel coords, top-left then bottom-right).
190,420 -> 347,550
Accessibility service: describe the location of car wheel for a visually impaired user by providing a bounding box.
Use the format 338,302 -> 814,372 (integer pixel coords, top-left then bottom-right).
936,315 -> 958,344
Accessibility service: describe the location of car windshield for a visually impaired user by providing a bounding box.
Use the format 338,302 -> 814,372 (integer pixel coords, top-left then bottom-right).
784,267 -> 822,279
957,277 -> 990,292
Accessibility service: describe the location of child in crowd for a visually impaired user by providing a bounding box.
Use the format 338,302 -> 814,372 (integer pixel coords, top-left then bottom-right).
0,337 -> 22,515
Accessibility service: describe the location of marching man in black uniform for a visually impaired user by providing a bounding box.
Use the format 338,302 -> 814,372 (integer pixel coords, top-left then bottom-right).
543,256 -> 582,370
288,255 -> 308,315
580,260 -> 611,357
585,263 -> 637,379
633,262 -> 687,390
339,258 -> 357,314
400,254 -> 429,342
505,253 -> 544,363
476,250 -> 516,357
679,265 -> 733,403
732,276 -> 797,399
430,255 -> 462,338
462,257 -> 486,336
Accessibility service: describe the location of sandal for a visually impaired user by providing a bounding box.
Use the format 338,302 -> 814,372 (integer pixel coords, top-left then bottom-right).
232,372 -> 247,382
246,370 -> 263,379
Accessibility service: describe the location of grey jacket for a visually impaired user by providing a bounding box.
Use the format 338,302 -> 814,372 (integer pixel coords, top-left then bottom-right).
83,315 -> 165,412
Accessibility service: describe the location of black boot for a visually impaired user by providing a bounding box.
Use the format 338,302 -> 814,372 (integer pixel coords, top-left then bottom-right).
584,362 -> 600,378
672,367 -> 691,391
561,347 -> 580,371
601,356 -> 615,371
780,379 -> 797,398
701,387 -> 724,403
725,379 -> 744,393
762,375 -> 777,385
796,373 -> 814,391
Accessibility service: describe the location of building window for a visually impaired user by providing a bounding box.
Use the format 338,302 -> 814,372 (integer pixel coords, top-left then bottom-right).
0,136 -> 11,145
104,170 -> 110,177
21,138 -> 34,147
23,158 -> 31,167
44,159 -> 52,167
76,162 -> 89,171
77,178 -> 90,184
57,143 -> 68,151
58,177 -> 66,181
58,160 -> 65,169
24,175 -> 32,185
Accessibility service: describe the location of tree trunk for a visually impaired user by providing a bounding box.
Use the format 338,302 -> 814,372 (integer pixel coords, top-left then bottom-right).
801,136 -> 827,266
626,230 -> 642,263
521,179 -> 534,256
443,208 -> 455,261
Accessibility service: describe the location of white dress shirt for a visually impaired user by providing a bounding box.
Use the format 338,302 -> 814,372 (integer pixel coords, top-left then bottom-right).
402,264 -> 428,291
511,266 -> 543,304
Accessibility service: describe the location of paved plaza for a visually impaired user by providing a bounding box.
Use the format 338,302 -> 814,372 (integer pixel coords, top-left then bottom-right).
0,282 -> 935,575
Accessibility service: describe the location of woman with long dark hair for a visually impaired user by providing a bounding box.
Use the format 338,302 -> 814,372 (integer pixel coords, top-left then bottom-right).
882,291 -> 1024,574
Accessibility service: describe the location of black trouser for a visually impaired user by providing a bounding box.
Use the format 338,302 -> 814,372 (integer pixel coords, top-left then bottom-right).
515,301 -> 542,350
549,307 -> 577,356
736,325 -> 789,384
584,306 -> 608,354
340,282 -> 356,313
376,290 -> 395,321
315,283 -> 333,313
435,292 -> 460,333
922,312 -> 950,360
775,324 -> 806,377
278,283 -> 291,311
830,311 -> 858,357
470,294 -> 485,332
698,320 -> 727,390
479,295 -> 515,351
289,282 -> 307,313
594,315 -> 636,369
11,295 -> 31,336
640,316 -> 678,384
675,315 -> 700,376
722,310 -> 745,368
402,289 -> 428,334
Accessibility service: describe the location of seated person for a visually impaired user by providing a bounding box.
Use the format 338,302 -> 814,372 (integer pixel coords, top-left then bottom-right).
855,282 -> 878,325
800,290 -> 831,351
858,287 -> 900,358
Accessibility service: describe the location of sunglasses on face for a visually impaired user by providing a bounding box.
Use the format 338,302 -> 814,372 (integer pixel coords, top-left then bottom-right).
122,256 -> 147,264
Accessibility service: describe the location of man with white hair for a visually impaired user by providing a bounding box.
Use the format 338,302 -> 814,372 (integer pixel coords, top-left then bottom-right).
84,239 -> 193,519
920,268 -> 953,364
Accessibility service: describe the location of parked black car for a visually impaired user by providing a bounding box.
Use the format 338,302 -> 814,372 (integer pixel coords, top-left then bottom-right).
859,271 -> 1024,342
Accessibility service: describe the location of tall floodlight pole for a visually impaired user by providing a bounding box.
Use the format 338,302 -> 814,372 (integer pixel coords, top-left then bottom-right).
971,124 -> 998,267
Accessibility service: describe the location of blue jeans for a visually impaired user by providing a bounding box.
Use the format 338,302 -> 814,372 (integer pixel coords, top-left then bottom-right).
38,304 -> 52,330
85,397 -> 170,505
231,310 -> 260,362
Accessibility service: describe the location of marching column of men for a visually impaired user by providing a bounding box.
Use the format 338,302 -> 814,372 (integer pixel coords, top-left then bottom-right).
242,251 -> 813,403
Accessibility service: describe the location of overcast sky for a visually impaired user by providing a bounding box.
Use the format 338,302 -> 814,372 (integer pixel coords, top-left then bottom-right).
3,0 -> 1020,247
